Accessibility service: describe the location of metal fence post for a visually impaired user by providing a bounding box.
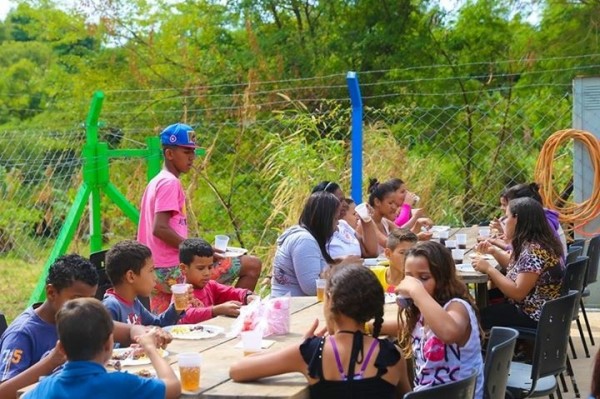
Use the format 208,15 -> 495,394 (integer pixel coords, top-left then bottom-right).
347,71 -> 363,204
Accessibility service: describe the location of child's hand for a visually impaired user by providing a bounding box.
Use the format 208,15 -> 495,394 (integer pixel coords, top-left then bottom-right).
135,327 -> 159,352
416,217 -> 433,229
303,318 -> 328,339
213,301 -> 242,317
48,341 -> 67,368
472,258 -> 493,274
404,192 -> 417,205
246,295 -> 260,304
490,218 -> 504,235
212,249 -> 225,261
475,240 -> 494,254
417,231 -> 433,241
396,276 -> 425,299
131,325 -> 172,349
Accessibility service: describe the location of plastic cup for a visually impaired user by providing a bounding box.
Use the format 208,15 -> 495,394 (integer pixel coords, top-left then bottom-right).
445,239 -> 456,250
214,235 -> 230,251
456,234 -> 467,249
316,279 -> 327,302
177,352 -> 202,392
478,227 -> 491,238
413,194 -> 421,204
452,249 -> 465,265
171,283 -> 188,311
240,329 -> 262,356
354,203 -> 370,221
438,230 -> 449,245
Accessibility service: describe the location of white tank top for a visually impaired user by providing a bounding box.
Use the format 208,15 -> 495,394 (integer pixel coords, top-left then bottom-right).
411,298 -> 484,399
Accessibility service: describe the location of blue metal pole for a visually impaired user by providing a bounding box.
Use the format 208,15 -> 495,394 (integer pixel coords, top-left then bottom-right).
347,71 -> 363,204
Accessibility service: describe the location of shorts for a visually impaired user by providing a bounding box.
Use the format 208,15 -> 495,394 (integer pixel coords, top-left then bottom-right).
151,266 -> 184,314
210,256 -> 241,286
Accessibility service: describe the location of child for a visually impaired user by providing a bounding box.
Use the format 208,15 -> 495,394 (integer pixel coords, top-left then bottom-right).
370,228 -> 418,293
178,238 -> 257,323
22,298 -> 181,399
230,264 -> 411,399
0,254 -> 98,398
137,123 -> 261,313
103,240 -> 183,326
396,241 -> 483,398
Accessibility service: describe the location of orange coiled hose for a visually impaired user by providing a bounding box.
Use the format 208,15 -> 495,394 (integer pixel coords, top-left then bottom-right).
535,128 -> 600,234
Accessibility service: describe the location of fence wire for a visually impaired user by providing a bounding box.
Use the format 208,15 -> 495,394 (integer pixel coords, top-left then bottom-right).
0,62 -> 591,270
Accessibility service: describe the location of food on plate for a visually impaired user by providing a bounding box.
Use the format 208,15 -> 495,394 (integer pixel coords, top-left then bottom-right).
135,369 -> 154,378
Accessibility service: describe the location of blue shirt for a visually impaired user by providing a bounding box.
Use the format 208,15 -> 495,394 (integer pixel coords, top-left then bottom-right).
103,289 -> 181,327
0,306 -> 57,382
22,361 -> 166,399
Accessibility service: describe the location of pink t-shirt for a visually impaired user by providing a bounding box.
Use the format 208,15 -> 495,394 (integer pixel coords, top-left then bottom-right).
137,170 -> 188,267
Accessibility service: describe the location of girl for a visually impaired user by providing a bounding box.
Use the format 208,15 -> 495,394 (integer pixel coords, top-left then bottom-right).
270,191 -> 340,297
388,178 -> 432,233
473,197 -> 565,330
396,241 -> 484,398
357,179 -> 398,254
230,265 -> 411,398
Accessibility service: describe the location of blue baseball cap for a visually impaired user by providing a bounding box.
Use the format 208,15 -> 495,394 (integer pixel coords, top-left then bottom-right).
159,123 -> 199,148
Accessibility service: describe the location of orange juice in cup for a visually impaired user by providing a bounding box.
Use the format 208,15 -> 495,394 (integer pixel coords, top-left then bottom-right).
315,279 -> 326,302
171,284 -> 188,311
178,353 -> 202,392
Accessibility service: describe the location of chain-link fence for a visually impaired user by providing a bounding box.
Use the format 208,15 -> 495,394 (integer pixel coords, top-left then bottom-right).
0,60 -> 589,288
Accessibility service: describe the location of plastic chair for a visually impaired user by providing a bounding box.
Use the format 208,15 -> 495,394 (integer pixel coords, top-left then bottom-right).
484,327 -> 519,399
580,234 -> 600,347
506,291 -> 579,399
0,313 -> 7,336
566,246 -> 583,266
404,368 -> 478,399
569,238 -> 586,251
561,256 -> 590,359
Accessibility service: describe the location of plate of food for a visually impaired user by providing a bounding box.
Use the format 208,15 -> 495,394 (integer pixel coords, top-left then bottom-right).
223,246 -> 248,258
164,324 -> 225,340
468,253 -> 494,260
111,347 -> 168,367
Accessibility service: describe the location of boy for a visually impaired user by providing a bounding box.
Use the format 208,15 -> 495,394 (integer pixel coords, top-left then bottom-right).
137,122 -> 262,314
370,228 -> 418,292
178,238 -> 257,324
22,298 -> 181,399
103,240 -> 183,326
0,254 -> 173,399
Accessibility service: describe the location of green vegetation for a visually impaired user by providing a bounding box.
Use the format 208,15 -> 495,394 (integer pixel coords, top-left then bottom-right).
0,0 -> 597,320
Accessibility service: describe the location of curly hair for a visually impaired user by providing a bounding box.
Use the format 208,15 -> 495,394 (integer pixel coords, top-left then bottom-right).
327,264 -> 385,338
179,238 -> 214,265
46,254 -> 98,292
105,240 -> 152,285
397,241 -> 479,358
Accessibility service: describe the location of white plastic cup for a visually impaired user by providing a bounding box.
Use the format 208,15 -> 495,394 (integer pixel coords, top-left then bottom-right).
456,234 -> 467,249
214,235 -> 230,251
316,279 -> 327,302
413,194 -> 421,204
354,203 -> 371,221
452,249 -> 465,264
177,352 -> 202,392
240,330 -> 262,356
478,227 -> 491,238
445,239 -> 457,249
171,283 -> 188,311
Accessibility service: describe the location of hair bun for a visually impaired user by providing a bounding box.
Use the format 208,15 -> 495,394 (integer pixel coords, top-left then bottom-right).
368,178 -> 379,193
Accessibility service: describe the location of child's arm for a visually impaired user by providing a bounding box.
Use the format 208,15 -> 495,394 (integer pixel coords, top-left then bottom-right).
139,301 -> 181,327
357,218 -> 379,258
394,203 -> 413,227
178,306 -> 214,324
229,343 -> 307,382
0,341 -> 65,399
397,277 -> 471,345
137,329 -> 181,399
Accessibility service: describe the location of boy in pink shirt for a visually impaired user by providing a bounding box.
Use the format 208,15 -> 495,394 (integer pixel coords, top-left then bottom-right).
178,238 -> 257,323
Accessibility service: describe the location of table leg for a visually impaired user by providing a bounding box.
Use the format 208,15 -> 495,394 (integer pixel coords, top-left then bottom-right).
475,282 -> 488,309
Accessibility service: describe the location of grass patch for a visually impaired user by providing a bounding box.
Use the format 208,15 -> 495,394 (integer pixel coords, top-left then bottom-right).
0,259 -> 44,323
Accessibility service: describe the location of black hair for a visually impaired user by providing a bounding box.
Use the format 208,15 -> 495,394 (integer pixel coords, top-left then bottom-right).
508,197 -> 564,260
57,298 -> 113,361
343,197 -> 355,205
386,228 -> 418,250
46,254 -> 98,292
327,264 -> 385,338
179,238 -> 214,265
299,191 -> 339,264
504,182 -> 543,204
105,240 -> 152,285
367,178 -> 396,207
312,181 -> 341,195
387,178 -> 405,191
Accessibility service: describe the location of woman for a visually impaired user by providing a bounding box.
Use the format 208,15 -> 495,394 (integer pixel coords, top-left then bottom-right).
472,197 -> 565,329
312,181 -> 378,259
271,192 -> 340,297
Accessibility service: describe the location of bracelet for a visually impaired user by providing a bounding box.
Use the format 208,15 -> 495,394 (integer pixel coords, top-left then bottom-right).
364,322 -> 372,335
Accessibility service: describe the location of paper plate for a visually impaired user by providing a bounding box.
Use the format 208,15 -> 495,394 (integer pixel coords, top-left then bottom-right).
384,293 -> 397,304
164,324 -> 224,340
430,225 -> 451,232
468,253 -> 494,260
363,258 -> 379,266
111,347 -> 168,366
223,246 -> 248,258
456,263 -> 477,273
